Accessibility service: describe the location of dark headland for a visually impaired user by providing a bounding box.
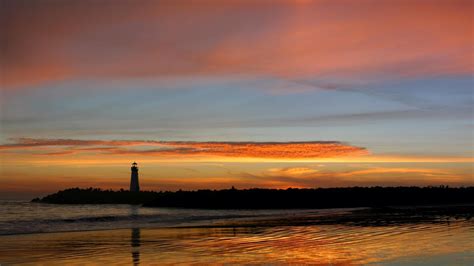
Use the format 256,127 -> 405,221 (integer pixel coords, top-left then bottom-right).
32,186 -> 474,209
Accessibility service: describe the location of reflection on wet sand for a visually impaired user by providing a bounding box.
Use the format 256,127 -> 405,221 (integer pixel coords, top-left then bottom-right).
129,205 -> 141,265
131,228 -> 140,265
0,220 -> 472,265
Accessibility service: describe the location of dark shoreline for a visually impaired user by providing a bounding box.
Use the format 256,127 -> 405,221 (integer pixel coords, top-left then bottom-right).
33,186 -> 474,210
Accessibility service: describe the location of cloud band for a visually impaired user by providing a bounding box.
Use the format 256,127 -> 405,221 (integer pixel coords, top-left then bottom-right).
0,138 -> 368,159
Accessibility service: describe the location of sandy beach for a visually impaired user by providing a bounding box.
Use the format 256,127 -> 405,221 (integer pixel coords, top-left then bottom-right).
1,202 -> 473,264
1,215 -> 473,265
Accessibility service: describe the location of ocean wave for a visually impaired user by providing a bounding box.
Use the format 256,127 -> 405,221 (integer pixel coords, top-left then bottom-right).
0,212 -> 264,235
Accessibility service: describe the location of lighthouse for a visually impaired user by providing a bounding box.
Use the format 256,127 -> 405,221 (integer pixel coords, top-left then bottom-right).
130,162 -> 140,192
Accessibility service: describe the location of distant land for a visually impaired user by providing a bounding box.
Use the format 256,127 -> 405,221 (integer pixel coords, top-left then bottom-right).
32,186 -> 474,209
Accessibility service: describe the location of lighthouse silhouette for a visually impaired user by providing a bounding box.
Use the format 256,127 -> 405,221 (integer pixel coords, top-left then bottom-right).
130,162 -> 140,192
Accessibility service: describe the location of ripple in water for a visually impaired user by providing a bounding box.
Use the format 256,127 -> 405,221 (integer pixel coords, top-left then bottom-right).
0,220 -> 473,264
0,201 -> 472,264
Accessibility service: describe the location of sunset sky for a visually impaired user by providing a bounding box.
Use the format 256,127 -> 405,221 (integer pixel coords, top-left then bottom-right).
0,0 -> 473,198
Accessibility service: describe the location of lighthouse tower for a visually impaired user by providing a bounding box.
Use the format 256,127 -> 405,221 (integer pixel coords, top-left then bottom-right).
130,162 -> 140,192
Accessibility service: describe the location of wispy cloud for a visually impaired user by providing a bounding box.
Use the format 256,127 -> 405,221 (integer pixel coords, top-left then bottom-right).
2,0 -> 471,89
0,138 -> 368,159
243,166 -> 471,188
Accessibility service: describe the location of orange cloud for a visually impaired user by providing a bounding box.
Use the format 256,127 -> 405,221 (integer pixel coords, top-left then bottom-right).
121,141 -> 369,159
3,138 -> 473,164
266,166 -> 463,180
254,165 -> 471,188
338,167 -> 452,177
1,0 -> 472,89
267,167 -> 319,176
0,138 -> 368,159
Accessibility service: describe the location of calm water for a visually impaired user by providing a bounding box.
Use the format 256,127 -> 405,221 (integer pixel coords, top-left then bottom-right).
0,201 -> 473,265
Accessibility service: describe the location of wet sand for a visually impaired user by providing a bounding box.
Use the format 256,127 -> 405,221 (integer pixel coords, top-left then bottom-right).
1,213 -> 473,265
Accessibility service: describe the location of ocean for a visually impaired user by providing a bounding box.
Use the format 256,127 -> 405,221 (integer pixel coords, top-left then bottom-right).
0,200 -> 473,265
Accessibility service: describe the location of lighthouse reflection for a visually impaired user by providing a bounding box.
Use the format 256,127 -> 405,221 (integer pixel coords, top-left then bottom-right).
131,228 -> 141,265
129,205 -> 141,265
